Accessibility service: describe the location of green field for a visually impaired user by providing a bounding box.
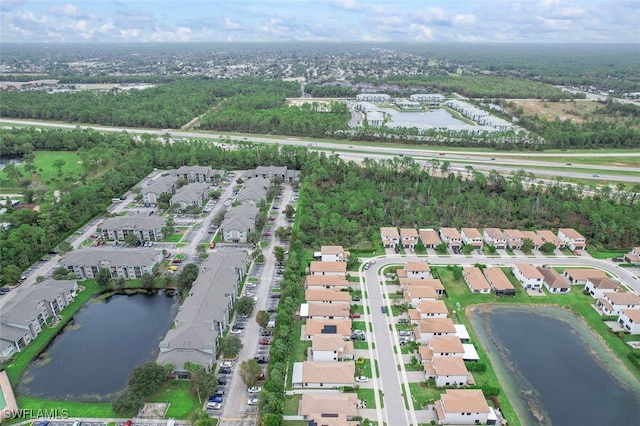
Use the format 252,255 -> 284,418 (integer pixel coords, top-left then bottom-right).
148,380 -> 200,418
1,151 -> 84,189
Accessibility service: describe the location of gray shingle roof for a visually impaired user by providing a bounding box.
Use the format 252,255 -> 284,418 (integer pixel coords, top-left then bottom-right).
220,205 -> 259,231
0,280 -> 77,325
101,216 -> 166,230
59,249 -> 159,267
142,175 -> 177,195
236,177 -> 270,202
171,182 -> 210,204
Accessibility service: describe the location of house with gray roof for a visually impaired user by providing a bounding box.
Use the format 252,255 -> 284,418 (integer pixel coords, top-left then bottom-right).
58,249 -> 162,280
171,182 -> 210,210
220,205 -> 259,243
251,166 -> 300,183
236,177 -> 270,206
157,250 -> 249,373
0,280 -> 77,360
101,216 -> 167,242
173,165 -> 215,183
141,175 -> 178,204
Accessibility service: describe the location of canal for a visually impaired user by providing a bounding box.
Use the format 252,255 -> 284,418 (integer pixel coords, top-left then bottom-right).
19,292 -> 179,401
468,305 -> 640,426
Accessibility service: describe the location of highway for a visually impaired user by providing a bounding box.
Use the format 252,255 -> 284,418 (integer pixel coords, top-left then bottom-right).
2,118 -> 639,185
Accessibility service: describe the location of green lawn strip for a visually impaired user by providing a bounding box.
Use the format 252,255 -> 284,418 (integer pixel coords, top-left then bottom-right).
15,396 -> 114,418
586,246 -> 628,259
355,358 -> 373,378
352,304 -> 365,314
403,363 -> 424,372
353,341 -> 369,350
283,421 -> 307,426
148,380 -> 200,419
162,233 -> 183,242
286,321 -> 308,388
356,388 -> 378,409
408,382 -> 442,410
283,393 -> 302,416
351,320 -> 367,332
175,242 -> 187,248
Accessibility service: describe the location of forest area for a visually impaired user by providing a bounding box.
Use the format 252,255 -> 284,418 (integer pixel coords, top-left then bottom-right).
1,127 -> 638,283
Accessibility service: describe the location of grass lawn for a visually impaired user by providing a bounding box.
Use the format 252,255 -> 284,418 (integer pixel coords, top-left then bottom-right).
351,320 -> 367,331
403,363 -> 424,372
355,358 -> 373,378
16,396 -> 114,418
283,394 -> 302,415
286,321 -> 309,388
353,341 -> 369,350
357,388 -> 382,409
586,246 -> 628,259
163,232 -> 184,242
407,382 -> 442,410
148,380 -> 200,419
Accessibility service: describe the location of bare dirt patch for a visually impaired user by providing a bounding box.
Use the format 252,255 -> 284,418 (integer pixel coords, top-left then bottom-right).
512,99 -> 604,123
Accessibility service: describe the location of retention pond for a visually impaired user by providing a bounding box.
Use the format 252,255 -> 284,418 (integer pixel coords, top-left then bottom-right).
19,292 -> 179,401
468,304 -> 640,426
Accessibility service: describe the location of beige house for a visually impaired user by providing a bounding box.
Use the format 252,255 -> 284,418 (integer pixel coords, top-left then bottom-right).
299,392 -> 359,425
400,278 -> 446,296
483,267 -> 516,296
305,275 -> 350,290
558,228 -> 586,251
584,277 -> 620,299
404,285 -> 439,307
503,229 -> 525,249
304,319 -> 352,339
413,317 -> 457,344
521,230 -> 544,249
429,336 -> 465,357
435,389 -> 491,425
537,266 -> 571,293
624,247 -> 640,264
380,227 -> 400,248
305,303 -> 351,320
419,229 -> 442,248
426,357 -> 470,387
400,228 -> 419,249
512,263 -> 545,290
563,268 -> 608,285
305,288 -> 352,304
462,267 -> 491,294
416,300 -> 449,318
460,228 -> 483,249
536,230 -> 564,248
404,262 -> 432,279
311,334 -> 355,361
320,245 -> 349,262
294,361 -> 355,388
309,261 -> 347,276
483,228 -> 507,249
439,228 -> 462,249
597,292 -> 640,316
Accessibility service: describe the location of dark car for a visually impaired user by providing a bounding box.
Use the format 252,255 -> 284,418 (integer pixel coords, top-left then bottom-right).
208,395 -> 223,403
381,306 -> 387,313
254,356 -> 269,364
217,377 -> 227,385
261,330 -> 273,336
219,367 -> 232,374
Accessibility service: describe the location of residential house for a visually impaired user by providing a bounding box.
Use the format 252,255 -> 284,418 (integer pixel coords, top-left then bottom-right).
413,318 -> 457,344
558,228 -> 586,251
380,227 -> 400,248
253,165 -> 300,182
520,231 -> 544,250
597,292 -> 640,316
236,177 -> 270,205
503,229 -> 525,250
400,228 -> 419,249
304,319 -> 352,340
100,216 -> 167,242
584,277 -> 620,299
400,278 -> 446,296
537,266 -> 571,293
624,247 -> 640,264
512,263 -> 544,290
416,300 -> 449,319
158,250 -> 248,373
536,230 -> 564,249
404,285 -> 439,307
299,392 -> 359,425
618,310 -> 640,334
563,269 -> 608,285
483,268 -> 516,296
309,261 -> 347,276
173,165 -> 214,183
141,175 -> 178,204
462,267 -> 491,294
305,289 -> 351,304
426,357 -> 470,387
429,336 -> 465,358
366,111 -> 384,126
396,99 -> 422,110
460,228 -> 483,249
356,93 -> 391,102
292,361 -> 355,389
305,275 -> 350,290
171,182 -> 210,210
59,249 -> 161,280
220,204 -> 259,243
439,228 -> 462,250
483,228 -> 507,249
310,334 -> 355,361
419,229 -> 442,248
304,303 -> 351,320
404,262 -> 432,279
320,245 -> 349,262
0,280 -> 77,360
435,389 -> 491,425
409,93 -> 444,105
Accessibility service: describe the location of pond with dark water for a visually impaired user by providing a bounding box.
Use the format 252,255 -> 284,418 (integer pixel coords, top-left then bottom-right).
19,292 -> 179,401
468,305 -> 640,426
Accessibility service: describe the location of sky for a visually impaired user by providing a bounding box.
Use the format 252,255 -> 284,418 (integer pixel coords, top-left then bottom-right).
1,0 -> 639,44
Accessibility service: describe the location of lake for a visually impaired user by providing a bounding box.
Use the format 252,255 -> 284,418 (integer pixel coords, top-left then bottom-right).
19,292 -> 179,401
468,305 -> 640,426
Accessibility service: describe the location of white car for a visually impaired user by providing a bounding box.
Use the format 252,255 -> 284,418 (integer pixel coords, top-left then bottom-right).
230,329 -> 242,334
248,386 -> 261,393
399,330 -> 412,337
355,376 -> 369,383
220,361 -> 233,368
206,402 -> 221,410
248,397 -> 259,405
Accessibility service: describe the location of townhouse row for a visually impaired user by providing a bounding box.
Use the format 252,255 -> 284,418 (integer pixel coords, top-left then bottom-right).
380,226 -> 587,252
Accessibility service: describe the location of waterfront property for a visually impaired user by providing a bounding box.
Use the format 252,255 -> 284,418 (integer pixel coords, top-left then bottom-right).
58,249 -> 161,280
435,389 -> 492,425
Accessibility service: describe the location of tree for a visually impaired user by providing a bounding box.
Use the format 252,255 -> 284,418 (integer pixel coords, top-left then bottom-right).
2,265 -> 22,285
52,266 -> 75,280
53,159 -> 66,177
522,238 -> 534,254
212,209 -> 226,226
273,246 -> 285,262
196,244 -> 206,256
124,233 -> 139,246
462,244 -> 474,255
284,204 -> 296,219
185,362 -> 216,403
189,410 -> 217,426
127,362 -> 167,396
219,335 -> 243,358
3,163 -> 23,183
236,296 -> 255,316
96,267 -> 112,287
141,272 -> 155,290
256,310 -> 270,329
240,359 -> 262,387
112,389 -> 144,416
540,242 -> 556,254
113,277 -> 126,292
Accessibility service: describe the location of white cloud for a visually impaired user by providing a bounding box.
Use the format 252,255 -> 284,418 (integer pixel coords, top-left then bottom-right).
408,23 -> 435,40
224,16 -> 240,29
320,0 -> 358,10
417,6 -> 447,23
453,14 -> 475,25
541,0 -> 560,6
49,3 -> 79,17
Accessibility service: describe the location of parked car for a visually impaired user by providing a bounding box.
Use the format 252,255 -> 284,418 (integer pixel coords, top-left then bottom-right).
248,386 -> 262,393
206,402 -> 221,410
259,339 -> 271,345
219,367 -> 232,374
254,356 -> 269,364
397,318 -> 409,324
399,330 -> 412,336
248,397 -> 259,405
350,313 -> 361,318
208,395 -> 223,403
261,330 -> 273,336
355,376 -> 369,383
381,306 -> 387,313
220,361 -> 233,368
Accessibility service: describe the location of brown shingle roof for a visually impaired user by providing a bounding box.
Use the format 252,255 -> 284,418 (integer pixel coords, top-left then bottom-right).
565,269 -> 608,281
419,229 -> 442,246
305,319 -> 352,336
305,288 -> 351,302
463,267 -> 491,291
483,268 -> 515,291
429,336 -> 464,354
301,361 -> 355,384
306,275 -> 349,287
536,267 -> 570,289
440,389 -> 490,414
606,292 -> 640,306
310,261 -> 347,273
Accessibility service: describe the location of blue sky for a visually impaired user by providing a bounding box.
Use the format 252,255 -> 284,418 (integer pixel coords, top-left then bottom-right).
1,0 -> 638,43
